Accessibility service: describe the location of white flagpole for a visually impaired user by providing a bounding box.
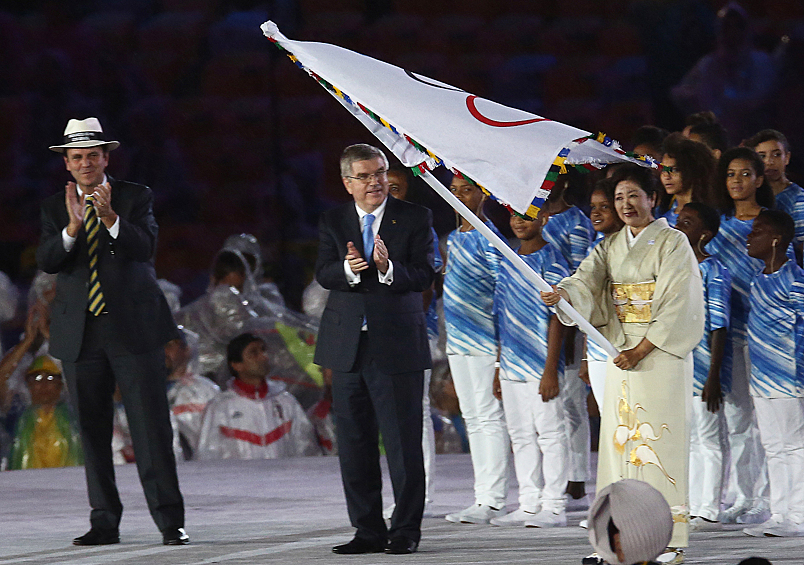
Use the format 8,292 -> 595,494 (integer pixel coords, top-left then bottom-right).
420,170 -> 620,358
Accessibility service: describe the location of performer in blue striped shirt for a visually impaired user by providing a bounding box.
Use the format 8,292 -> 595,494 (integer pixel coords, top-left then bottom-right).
443,174 -> 510,525
583,179 -> 623,409
707,147 -> 775,525
658,133 -> 717,227
743,210 -> 804,537
675,202 -> 731,531
489,210 -> 571,528
746,130 -> 804,252
542,174 -> 594,501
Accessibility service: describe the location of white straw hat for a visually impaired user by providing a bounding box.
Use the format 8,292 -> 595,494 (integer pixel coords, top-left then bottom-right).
49,117 -> 120,153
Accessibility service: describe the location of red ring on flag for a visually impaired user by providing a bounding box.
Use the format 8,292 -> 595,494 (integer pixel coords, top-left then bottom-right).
466,95 -> 549,127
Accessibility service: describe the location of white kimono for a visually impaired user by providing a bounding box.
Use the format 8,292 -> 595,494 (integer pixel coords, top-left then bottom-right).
558,219 -> 704,547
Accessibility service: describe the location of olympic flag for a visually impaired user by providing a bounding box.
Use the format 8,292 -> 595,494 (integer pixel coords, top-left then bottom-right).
261,21 -> 650,356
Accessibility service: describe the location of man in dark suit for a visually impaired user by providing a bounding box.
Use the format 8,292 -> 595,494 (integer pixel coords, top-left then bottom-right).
36,118 -> 187,546
315,144 -> 436,555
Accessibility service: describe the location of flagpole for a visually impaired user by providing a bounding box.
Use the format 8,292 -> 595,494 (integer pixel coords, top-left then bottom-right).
419,170 -> 620,358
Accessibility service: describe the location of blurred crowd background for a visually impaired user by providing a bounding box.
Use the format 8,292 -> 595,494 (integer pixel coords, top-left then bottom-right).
0,0 -> 802,344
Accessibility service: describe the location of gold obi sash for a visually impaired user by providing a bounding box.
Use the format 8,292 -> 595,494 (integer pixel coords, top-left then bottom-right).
611,281 -> 655,323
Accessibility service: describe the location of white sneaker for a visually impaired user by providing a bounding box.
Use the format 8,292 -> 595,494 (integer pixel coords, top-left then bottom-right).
524,509 -> 568,528
763,519 -> 804,537
489,507 -> 539,527
735,505 -> 771,524
655,547 -> 684,564
446,504 -> 504,524
445,504 -> 477,523
743,515 -> 784,537
720,502 -> 750,523
578,519 -> 588,529
689,516 -> 723,532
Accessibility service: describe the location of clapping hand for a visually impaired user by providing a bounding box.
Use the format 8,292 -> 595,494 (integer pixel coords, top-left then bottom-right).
64,182 -> 83,237
373,235 -> 389,274
345,241 -> 368,274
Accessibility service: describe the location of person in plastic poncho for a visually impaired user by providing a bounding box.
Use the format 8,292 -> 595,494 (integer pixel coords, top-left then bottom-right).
165,330 -> 220,460
196,333 -> 320,460
177,245 -> 322,397
542,164 -> 704,560
9,355 -> 83,470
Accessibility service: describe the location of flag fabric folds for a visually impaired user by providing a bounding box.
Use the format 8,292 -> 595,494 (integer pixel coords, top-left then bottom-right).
260,20 -> 655,217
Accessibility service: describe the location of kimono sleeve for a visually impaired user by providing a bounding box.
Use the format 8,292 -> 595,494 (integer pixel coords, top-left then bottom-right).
645,231 -> 705,358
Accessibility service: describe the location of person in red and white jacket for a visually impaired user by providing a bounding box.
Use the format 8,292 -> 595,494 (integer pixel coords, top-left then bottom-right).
196,333 -> 320,460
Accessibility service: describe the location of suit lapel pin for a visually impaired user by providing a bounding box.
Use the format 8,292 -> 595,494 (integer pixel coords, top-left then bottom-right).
392,219 -> 397,224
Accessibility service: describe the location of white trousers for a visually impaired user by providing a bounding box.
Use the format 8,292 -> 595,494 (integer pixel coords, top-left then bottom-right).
500,379 -> 568,513
562,331 -> 591,482
422,368 -> 435,504
587,359 -> 607,410
689,398 -> 724,520
753,396 -> 804,523
448,353 -> 510,507
724,340 -> 767,508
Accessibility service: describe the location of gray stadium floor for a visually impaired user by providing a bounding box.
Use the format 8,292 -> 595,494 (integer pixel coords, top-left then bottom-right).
0,454 -> 795,564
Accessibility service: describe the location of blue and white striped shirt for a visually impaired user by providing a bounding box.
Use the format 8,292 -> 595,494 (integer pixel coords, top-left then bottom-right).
443,221 -> 504,356
707,215 -> 765,340
693,256 -> 733,395
662,199 -> 679,228
748,259 -> 804,398
494,244 -> 571,382
542,206 -> 595,272
586,233 -> 609,362
774,182 -> 804,245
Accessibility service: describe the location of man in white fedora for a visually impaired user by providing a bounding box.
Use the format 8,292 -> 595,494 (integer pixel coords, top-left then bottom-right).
37,117 -> 188,546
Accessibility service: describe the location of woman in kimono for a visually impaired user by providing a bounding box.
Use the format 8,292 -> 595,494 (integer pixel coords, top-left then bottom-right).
542,164 -> 704,561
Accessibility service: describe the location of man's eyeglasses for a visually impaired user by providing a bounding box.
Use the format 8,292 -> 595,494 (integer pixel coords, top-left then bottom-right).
28,374 -> 62,382
344,169 -> 388,183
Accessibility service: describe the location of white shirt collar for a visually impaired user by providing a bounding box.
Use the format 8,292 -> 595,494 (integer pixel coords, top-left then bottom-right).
355,196 -> 388,230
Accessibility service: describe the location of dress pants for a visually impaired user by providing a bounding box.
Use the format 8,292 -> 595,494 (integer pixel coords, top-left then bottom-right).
723,339 -> 766,509
689,397 -> 724,521
562,331 -> 591,483
500,378 -> 568,513
448,353 -> 509,508
422,368 -> 435,505
752,396 -> 804,524
62,313 -> 184,532
332,333 -> 425,544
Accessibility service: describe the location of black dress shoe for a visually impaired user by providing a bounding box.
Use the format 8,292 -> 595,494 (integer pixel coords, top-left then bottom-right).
162,527 -> 190,545
385,537 -> 418,554
73,528 -> 120,546
332,537 -> 386,554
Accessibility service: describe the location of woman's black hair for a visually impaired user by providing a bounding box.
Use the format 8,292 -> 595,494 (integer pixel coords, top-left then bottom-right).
609,163 -> 662,200
715,147 -> 774,216
660,132 -> 717,213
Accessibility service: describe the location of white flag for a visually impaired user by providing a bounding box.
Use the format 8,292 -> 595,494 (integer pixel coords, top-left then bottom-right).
261,21 -> 655,216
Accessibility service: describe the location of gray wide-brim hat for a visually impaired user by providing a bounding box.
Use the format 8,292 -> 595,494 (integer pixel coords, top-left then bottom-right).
49,117 -> 120,153
588,479 -> 673,565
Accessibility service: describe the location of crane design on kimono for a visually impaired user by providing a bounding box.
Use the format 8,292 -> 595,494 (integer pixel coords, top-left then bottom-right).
613,381 -> 675,485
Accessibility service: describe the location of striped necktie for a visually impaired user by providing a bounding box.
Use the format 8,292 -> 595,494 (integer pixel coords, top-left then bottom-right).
84,196 -> 106,316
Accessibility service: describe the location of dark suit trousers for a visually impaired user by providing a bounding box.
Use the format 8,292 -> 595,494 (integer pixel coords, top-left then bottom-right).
331,332 -> 425,545
62,313 -> 184,532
